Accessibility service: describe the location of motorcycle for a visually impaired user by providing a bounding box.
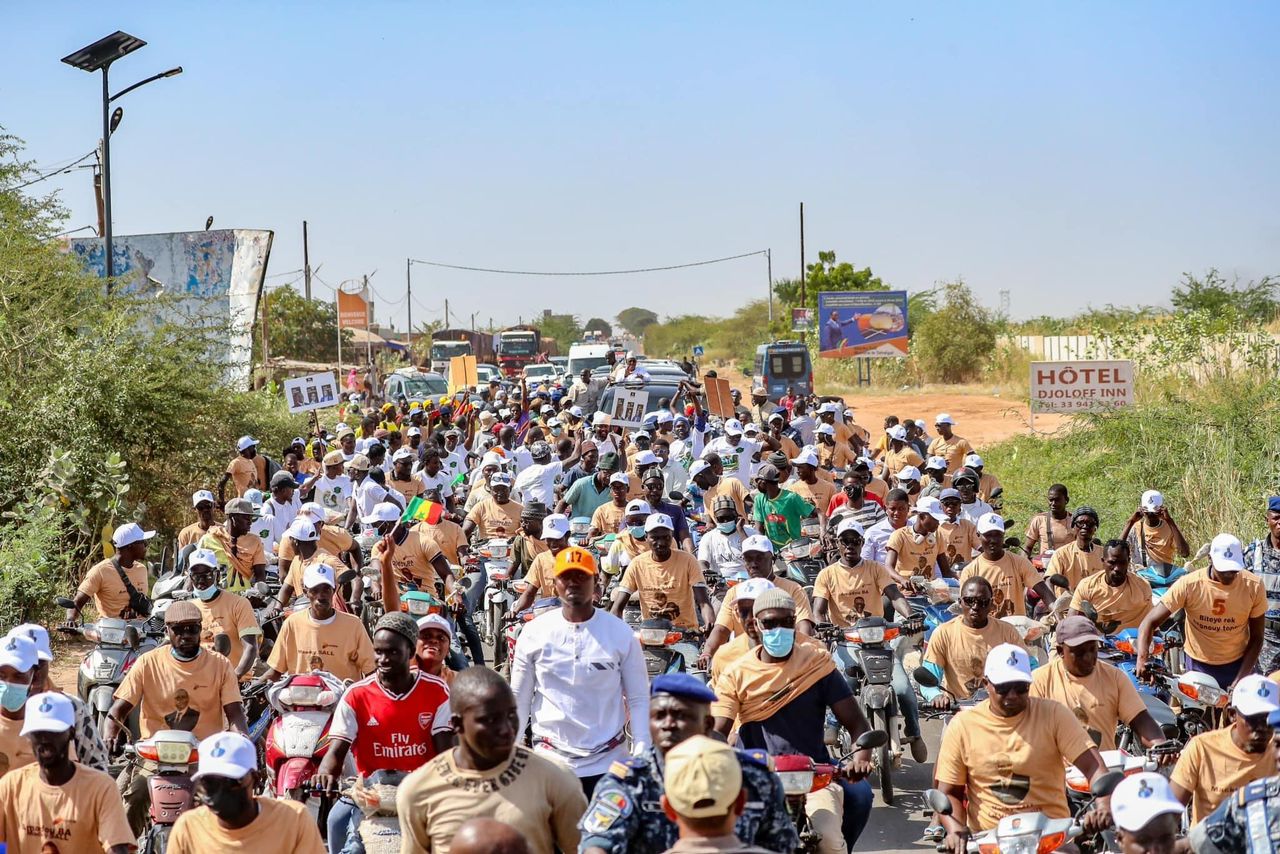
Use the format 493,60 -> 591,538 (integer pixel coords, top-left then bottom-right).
502,595 -> 562,674
55,597 -> 160,735
636,617 -> 692,678
127,730 -> 201,854
568,516 -> 593,548
780,522 -> 826,594
773,730 -> 888,854
264,671 -> 345,801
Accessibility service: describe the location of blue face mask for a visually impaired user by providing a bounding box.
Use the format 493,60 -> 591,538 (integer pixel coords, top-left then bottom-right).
717,521 -> 738,534
760,627 -> 795,657
194,583 -> 219,601
629,526 -> 647,539
0,681 -> 30,712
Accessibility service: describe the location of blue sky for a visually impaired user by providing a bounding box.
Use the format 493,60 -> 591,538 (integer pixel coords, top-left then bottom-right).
7,2 -> 1279,329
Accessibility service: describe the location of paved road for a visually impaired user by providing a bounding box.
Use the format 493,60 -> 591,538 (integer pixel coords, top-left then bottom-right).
853,717 -> 945,853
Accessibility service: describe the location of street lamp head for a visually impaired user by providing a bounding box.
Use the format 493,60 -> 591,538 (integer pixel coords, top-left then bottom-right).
61,31 -> 146,73
109,107 -> 124,134
161,66 -> 183,78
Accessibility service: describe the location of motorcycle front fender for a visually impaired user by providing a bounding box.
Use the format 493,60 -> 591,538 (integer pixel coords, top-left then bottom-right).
92,684 -> 115,712
276,756 -> 319,795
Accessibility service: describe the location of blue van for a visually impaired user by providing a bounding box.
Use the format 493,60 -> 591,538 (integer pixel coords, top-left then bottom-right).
752,341 -> 813,401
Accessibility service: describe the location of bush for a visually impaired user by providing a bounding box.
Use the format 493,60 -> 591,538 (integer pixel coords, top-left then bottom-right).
981,377 -> 1280,552
911,279 -> 997,383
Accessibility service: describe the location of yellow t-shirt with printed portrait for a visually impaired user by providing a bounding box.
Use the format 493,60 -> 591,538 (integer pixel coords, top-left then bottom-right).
266,610 -> 375,682
935,697 -> 1095,831
169,796 -> 325,854
1172,726 -> 1276,823
0,762 -> 134,854
715,576 -> 813,636
1162,568 -> 1267,664
1046,541 -> 1106,590
959,553 -> 1041,618
1069,572 -> 1153,632
886,526 -> 941,577
619,551 -> 705,631
812,560 -> 895,627
939,518 -> 981,565
115,647 -> 242,740
922,617 -> 1025,700
1030,657 -> 1146,751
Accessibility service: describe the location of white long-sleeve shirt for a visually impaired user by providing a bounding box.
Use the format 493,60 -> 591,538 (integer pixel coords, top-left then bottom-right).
511,607 -> 650,777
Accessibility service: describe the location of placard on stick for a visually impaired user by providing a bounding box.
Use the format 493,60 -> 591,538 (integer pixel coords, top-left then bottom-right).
448,355 -> 478,393
703,376 -> 735,418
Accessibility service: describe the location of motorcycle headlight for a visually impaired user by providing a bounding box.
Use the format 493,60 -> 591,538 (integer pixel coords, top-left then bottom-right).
638,628 -> 668,646
407,599 -> 432,615
488,542 -> 510,559
776,771 -> 815,797
155,740 -> 197,765
280,684 -> 322,707
98,625 -> 127,645
857,625 -> 885,644
863,684 -> 893,709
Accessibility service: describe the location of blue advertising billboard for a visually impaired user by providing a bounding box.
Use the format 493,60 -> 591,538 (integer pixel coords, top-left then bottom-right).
817,290 -> 909,358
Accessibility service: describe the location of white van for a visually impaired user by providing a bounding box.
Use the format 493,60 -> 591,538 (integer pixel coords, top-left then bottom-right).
566,343 -> 612,380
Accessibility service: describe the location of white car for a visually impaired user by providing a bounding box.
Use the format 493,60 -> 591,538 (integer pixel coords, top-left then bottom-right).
522,363 -> 560,383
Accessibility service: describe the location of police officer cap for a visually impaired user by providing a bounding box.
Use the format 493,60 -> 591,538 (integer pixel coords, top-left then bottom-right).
651,673 -> 717,704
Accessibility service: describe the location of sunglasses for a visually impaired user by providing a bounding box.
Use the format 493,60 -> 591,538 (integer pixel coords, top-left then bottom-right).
991,681 -> 1030,696
838,536 -> 864,547
757,616 -> 796,630
961,596 -> 992,608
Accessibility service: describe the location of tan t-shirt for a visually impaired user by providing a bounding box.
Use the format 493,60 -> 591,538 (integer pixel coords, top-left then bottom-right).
226,454 -> 266,496
267,610 -> 375,682
715,576 -> 813,635
935,697 -> 1095,831
812,560 -> 896,628
923,618 -> 1026,699
115,647 -> 242,739
390,474 -> 426,501
201,527 -> 267,583
1172,725 -> 1277,822
523,550 -> 558,598
886,526 -> 942,577
0,715 -> 34,778
590,501 -> 627,535
397,746 -> 587,854
1070,572 -> 1153,632
1162,568 -> 1267,664
1025,512 -> 1073,553
816,442 -> 856,472
927,435 -> 973,471
465,497 -> 523,540
169,796 -> 325,854
77,557 -> 149,620
372,530 -> 445,588
939,518 -> 981,566
417,519 -> 468,565
787,479 -> 835,518
1133,518 -> 1179,566
960,552 -> 1041,618
1046,541 -> 1106,590
0,762 -> 134,854
978,472 -> 1002,503
178,521 -> 213,550
619,550 -> 706,630
278,525 -> 354,564
193,591 -> 261,671
283,551 -> 351,597
881,446 -> 924,479
1030,658 -> 1146,751
701,477 -> 748,523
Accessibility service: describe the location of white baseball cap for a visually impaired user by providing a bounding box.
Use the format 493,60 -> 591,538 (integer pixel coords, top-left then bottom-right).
887,425 -> 908,442
935,413 -> 955,425
540,404 -> 556,415
188,548 -> 219,570
792,449 -> 819,468
1210,533 -> 1246,572
0,633 -> 38,673
490,472 -> 514,487
9,625 -> 52,663
815,423 -> 835,436
1232,674 -> 1280,715
926,456 -> 947,470
1140,489 -> 1164,512
541,514 -> 571,539
724,419 -> 744,436
299,502 -> 328,521
480,451 -> 506,469
302,563 -> 336,591
285,518 -> 319,542
191,490 -> 216,507
984,643 -> 1032,684
744,423 -> 761,436
112,522 -> 156,548
609,472 -> 631,486
742,534 -> 774,555
20,692 -> 75,736
625,499 -> 653,516
593,412 -> 610,426
644,513 -> 674,533
964,453 -> 984,468
192,731 -> 258,781
392,447 -> 415,462
569,405 -> 585,419
688,460 -> 711,478
940,487 -> 961,501
634,450 -> 660,467
818,402 -> 840,414
835,517 -> 866,538
913,496 -> 948,521
406,426 -> 423,437
361,502 -> 403,525
416,613 -> 454,638
976,512 -> 1006,535
735,578 -> 775,601
237,435 -> 259,452
896,465 -> 921,483
1110,772 -> 1184,833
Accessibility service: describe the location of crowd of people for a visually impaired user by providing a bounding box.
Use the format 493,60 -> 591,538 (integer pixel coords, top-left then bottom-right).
5,362 -> 1280,854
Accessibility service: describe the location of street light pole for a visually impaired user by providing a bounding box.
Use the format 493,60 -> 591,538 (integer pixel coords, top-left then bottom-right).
100,64 -> 114,281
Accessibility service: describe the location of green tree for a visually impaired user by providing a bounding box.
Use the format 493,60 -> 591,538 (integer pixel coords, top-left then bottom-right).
583,317 -> 613,337
1171,269 -> 1277,325
911,279 -> 997,383
774,251 -> 886,312
533,313 -> 582,351
261,285 -> 352,362
616,307 -> 659,336
642,315 -> 716,359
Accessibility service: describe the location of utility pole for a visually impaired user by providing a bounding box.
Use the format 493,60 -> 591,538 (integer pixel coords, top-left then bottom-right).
363,274 -> 372,369
260,286 -> 269,370
93,143 -> 105,236
444,299 -> 450,327
303,220 -> 312,299
766,248 -> 773,323
799,203 -> 806,305
406,258 -> 413,354
470,312 -> 477,330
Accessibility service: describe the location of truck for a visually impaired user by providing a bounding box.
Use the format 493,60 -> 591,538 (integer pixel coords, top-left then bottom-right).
495,325 -> 543,377
428,329 -> 493,373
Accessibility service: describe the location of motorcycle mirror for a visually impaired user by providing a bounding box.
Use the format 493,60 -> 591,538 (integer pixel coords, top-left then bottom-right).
1079,600 -> 1099,622
1003,537 -> 1021,550
854,729 -> 888,750
1047,574 -> 1071,591
213,633 -> 231,657
336,569 -> 359,587
990,487 -> 1004,499
1100,620 -> 1120,636
913,667 -> 940,688
925,788 -> 953,816
669,491 -> 685,503
55,596 -> 75,609
1091,770 -> 1125,798
125,625 -> 141,650
252,581 -> 271,597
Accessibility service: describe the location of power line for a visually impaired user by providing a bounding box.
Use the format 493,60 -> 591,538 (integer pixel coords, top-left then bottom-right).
11,150 -> 96,190
407,249 -> 768,277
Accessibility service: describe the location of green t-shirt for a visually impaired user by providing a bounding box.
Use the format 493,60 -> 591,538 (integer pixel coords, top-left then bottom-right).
564,474 -> 611,521
752,488 -> 815,547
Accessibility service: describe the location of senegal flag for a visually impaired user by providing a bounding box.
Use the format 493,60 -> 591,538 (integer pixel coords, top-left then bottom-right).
401,496 -> 445,524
